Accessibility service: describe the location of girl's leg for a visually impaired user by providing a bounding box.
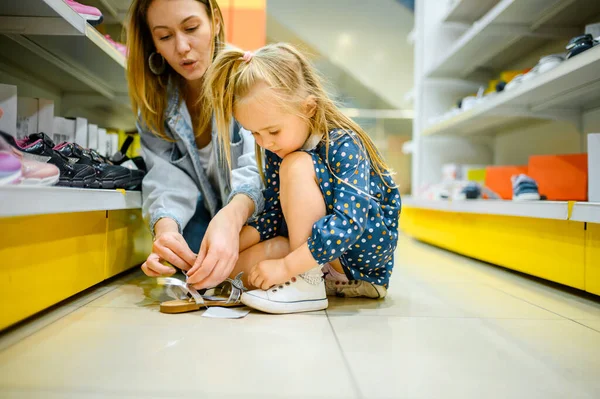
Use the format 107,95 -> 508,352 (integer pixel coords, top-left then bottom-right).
279,152 -> 343,272
229,226 -> 290,289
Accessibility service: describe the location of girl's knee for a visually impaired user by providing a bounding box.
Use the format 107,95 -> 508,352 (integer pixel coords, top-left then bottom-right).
265,236 -> 290,257
280,152 -> 315,179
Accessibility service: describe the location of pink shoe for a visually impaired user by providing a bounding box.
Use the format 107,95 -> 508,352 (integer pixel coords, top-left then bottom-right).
0,152 -> 22,185
104,34 -> 128,57
0,135 -> 60,186
64,0 -> 104,26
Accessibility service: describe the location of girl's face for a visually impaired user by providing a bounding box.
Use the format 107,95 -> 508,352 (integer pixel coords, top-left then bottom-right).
147,0 -> 219,82
234,83 -> 316,159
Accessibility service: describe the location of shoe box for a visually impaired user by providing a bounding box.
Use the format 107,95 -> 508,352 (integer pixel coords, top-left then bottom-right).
0,84 -> 17,136
528,154 -> 588,201
88,123 -> 99,151
17,97 -> 55,140
589,134 -> 600,202
485,165 -> 529,200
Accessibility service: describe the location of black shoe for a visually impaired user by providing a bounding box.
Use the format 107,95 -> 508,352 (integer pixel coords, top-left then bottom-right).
0,131 -> 96,188
110,135 -> 147,173
55,142 -> 144,190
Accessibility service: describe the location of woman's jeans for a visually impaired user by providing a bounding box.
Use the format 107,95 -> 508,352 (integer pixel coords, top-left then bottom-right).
182,198 -> 212,254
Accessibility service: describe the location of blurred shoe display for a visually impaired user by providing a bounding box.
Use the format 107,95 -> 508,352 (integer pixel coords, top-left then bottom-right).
64,0 -> 104,26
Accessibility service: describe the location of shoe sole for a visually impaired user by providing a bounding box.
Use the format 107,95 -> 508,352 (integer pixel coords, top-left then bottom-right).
513,193 -> 540,200
88,175 -> 137,189
241,292 -> 328,314
57,175 -> 96,188
20,174 -> 60,186
0,169 -> 22,185
79,13 -> 104,26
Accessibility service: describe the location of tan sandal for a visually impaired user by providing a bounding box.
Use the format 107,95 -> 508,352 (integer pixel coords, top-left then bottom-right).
157,273 -> 246,314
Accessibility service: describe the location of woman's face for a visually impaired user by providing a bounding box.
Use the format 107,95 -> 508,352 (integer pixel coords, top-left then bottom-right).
147,0 -> 219,82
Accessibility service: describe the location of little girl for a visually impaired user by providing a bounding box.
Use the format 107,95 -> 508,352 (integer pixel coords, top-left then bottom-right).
204,43 -> 401,314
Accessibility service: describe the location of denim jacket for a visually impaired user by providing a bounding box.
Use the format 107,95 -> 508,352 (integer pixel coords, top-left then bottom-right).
138,82 -> 264,235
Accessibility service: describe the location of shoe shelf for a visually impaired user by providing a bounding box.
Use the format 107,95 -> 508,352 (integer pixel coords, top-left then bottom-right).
571,202 -> 600,225
441,0 -> 499,24
422,44 -> 600,137
427,0 -> 600,79
402,197 -> 571,221
0,186 -> 142,217
0,0 -> 130,113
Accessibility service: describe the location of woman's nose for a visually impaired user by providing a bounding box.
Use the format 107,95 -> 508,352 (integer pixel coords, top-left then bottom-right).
175,33 -> 191,55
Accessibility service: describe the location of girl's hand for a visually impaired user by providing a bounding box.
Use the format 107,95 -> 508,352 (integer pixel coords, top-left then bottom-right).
248,258 -> 293,290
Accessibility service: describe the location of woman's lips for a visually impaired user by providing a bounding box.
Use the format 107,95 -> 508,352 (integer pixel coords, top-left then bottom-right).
180,61 -> 197,71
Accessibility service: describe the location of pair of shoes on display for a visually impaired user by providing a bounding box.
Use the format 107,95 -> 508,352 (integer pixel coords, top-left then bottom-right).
104,34 -> 128,57
109,135 -> 147,173
511,174 -> 541,201
54,141 -> 144,190
519,53 -> 566,84
0,131 -> 76,187
457,181 -> 501,200
566,34 -> 599,59
0,131 -> 144,189
65,0 -> 103,26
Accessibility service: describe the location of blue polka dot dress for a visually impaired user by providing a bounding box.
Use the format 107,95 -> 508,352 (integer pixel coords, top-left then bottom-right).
247,129 -> 401,288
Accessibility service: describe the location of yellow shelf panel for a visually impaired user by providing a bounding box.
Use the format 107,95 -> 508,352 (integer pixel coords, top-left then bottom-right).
0,212 -> 107,330
585,223 -> 600,296
401,208 -> 586,290
106,209 -> 152,278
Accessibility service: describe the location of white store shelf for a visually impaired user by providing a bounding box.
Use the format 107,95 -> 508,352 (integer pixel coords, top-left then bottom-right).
427,0 -> 600,79
402,197 -> 570,220
0,0 -> 132,126
571,202 -> 600,225
0,186 -> 142,217
423,44 -> 600,136
441,0 -> 499,24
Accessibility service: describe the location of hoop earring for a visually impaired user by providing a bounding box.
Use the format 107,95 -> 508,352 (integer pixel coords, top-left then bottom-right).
148,52 -> 166,75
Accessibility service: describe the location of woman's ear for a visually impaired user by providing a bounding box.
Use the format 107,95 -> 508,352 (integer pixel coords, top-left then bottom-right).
304,95 -> 317,118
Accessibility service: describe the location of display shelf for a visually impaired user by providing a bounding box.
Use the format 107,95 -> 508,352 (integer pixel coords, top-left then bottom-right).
427,0 -> 600,79
441,0 -> 499,24
0,0 -> 130,117
571,202 -> 600,225
0,186 -> 142,217
402,197 -> 569,220
423,44 -> 600,136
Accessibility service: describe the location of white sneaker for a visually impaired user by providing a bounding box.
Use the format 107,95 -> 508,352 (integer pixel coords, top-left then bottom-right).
325,279 -> 387,299
241,270 -> 328,314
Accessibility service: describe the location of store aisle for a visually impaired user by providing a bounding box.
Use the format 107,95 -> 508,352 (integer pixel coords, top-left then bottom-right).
1,235 -> 600,399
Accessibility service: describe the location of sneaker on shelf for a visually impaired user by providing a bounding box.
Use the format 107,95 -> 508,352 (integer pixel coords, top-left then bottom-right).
0,134 -> 60,186
325,279 -> 387,299
110,135 -> 147,172
65,0 -> 104,26
511,174 -> 541,201
241,268 -> 328,314
54,142 -> 143,190
0,152 -> 22,185
0,131 -> 96,188
457,181 -> 482,200
104,34 -> 128,57
566,34 -> 597,59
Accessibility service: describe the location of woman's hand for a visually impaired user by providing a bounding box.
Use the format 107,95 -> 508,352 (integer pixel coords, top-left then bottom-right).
248,258 -> 292,290
186,195 -> 254,289
141,218 -> 197,277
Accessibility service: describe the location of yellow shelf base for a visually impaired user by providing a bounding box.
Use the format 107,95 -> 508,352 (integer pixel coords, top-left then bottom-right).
401,207 -> 587,291
0,210 -> 151,330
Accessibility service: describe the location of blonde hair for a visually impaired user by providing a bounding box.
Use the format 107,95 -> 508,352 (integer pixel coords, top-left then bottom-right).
126,0 -> 225,141
204,43 -> 396,187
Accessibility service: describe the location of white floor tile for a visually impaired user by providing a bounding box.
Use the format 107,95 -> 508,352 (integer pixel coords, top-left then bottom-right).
327,279 -> 561,319
0,307 -> 356,399
330,316 -> 600,399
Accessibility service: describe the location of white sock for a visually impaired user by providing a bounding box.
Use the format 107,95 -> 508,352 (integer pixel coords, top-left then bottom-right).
321,263 -> 349,283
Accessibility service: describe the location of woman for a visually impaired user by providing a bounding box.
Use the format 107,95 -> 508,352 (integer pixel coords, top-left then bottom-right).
126,0 -> 288,290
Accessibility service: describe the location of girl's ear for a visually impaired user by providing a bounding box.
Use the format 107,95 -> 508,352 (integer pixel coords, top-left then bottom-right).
303,95 -> 317,118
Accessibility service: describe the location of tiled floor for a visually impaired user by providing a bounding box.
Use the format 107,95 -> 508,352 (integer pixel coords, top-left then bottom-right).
1,235 -> 600,398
